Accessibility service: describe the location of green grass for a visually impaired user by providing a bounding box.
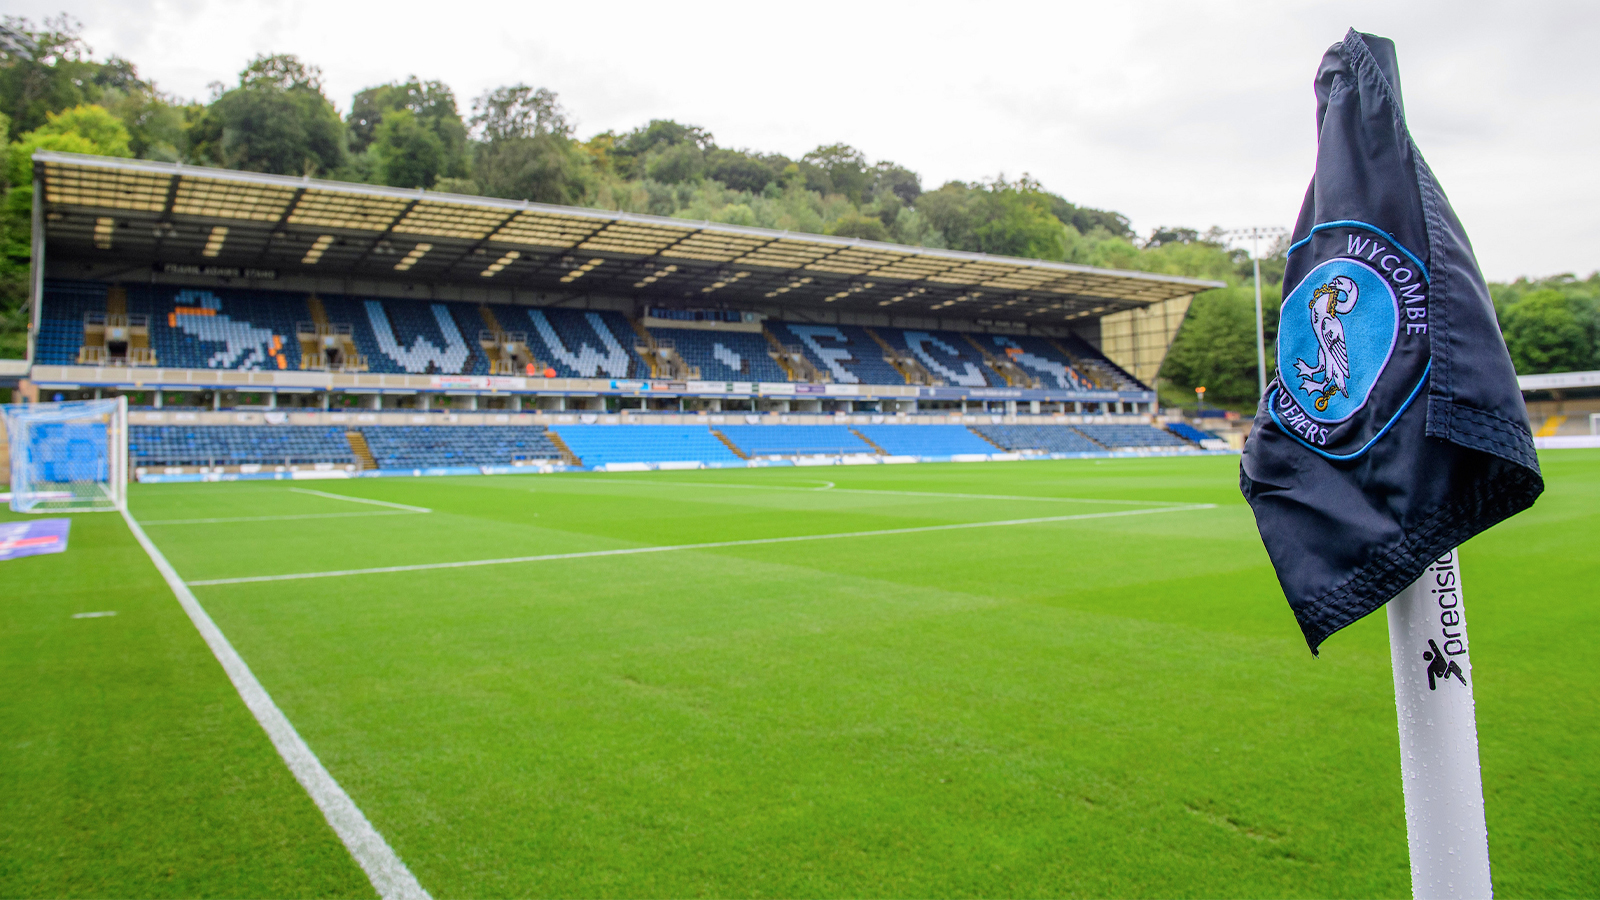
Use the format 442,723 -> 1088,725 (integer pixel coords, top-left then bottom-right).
3,453 -> 1597,898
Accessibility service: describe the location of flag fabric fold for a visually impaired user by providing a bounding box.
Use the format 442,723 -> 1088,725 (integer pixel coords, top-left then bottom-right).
1241,29 -> 1543,653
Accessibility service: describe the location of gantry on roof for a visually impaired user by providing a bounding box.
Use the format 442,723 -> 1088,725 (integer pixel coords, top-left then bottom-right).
34,151 -> 1223,323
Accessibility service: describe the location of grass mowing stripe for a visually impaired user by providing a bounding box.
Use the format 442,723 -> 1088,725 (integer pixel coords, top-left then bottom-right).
187,503 -> 1216,586
288,488 -> 433,513
119,507 -> 431,900
143,511 -> 427,526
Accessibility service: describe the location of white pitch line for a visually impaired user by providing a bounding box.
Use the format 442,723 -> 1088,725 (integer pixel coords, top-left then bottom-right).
142,510 -> 426,526
556,477 -> 1184,506
189,503 -> 1215,587
288,487 -> 433,513
120,507 -> 430,900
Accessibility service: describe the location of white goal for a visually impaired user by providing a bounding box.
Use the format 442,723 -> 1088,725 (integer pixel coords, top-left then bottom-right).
3,397 -> 127,513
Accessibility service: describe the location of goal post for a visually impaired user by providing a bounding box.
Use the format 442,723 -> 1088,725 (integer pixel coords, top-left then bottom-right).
3,396 -> 127,513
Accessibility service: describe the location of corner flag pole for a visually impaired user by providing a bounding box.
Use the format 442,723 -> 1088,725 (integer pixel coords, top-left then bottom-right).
1386,549 -> 1493,898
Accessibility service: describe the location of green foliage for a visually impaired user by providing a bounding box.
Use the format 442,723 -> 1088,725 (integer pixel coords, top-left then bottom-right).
1160,286 -> 1281,406
826,211 -> 890,242
1501,288 -> 1598,374
348,77 -> 469,185
190,54 -> 345,176
5,103 -> 131,184
369,109 -> 445,189
1489,273 -> 1600,374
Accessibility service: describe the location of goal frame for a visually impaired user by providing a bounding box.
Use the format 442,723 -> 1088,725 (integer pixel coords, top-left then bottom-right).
3,396 -> 127,513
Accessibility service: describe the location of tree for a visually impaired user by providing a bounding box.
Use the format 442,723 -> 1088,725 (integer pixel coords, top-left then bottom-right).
5,103 -> 131,186
705,148 -> 777,193
370,109 -> 446,188
0,16 -> 102,141
470,84 -> 571,142
827,212 -> 889,242
1501,289 -> 1597,374
189,54 -> 345,176
802,143 -> 870,203
917,178 -> 1069,261
1159,286 -> 1280,406
348,77 -> 469,183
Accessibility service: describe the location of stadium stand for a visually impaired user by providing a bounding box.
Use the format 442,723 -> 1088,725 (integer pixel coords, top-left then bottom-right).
550,425 -> 743,467
646,327 -> 789,382
766,322 -> 905,385
318,294 -> 487,376
130,425 -> 354,467
981,335 -> 1095,390
497,306 -> 645,379
130,284 -> 305,371
359,425 -> 559,469
854,425 -> 997,456
714,425 -> 873,456
36,280 -> 109,366
972,424 -> 1104,454
876,328 -> 1006,388
1056,334 -> 1147,391
1166,422 -> 1219,443
1073,423 -> 1191,449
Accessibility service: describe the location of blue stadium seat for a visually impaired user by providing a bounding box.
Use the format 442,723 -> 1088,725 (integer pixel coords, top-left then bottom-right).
854,425 -> 996,456
318,295 -> 487,375
714,425 -> 871,456
129,425 -> 355,466
1071,424 -> 1189,449
1165,422 -> 1216,444
550,425 -> 741,466
494,306 -> 644,379
647,327 -> 789,382
359,426 -> 558,469
972,424 -> 1103,453
765,322 -> 904,385
875,327 -> 1005,387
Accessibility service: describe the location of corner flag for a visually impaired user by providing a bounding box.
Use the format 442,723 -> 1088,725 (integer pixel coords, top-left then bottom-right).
1240,30 -> 1543,654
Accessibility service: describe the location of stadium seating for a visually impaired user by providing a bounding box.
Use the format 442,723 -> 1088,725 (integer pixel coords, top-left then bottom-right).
972,424 -> 1104,454
980,335 -> 1094,390
318,295 -> 487,376
550,425 -> 742,466
854,425 -> 997,456
495,305 -> 644,379
1072,424 -> 1190,449
1166,422 -> 1219,443
130,285 -> 306,371
1056,333 -> 1147,391
359,425 -> 558,469
647,327 -> 789,382
36,278 -> 1153,392
35,280 -> 108,366
129,425 -> 355,466
766,322 -> 904,385
714,425 -> 872,456
875,327 -> 1005,387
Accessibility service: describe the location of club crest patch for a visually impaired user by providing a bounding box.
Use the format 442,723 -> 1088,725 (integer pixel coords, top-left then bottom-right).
1277,259 -> 1398,423
1268,223 -> 1433,460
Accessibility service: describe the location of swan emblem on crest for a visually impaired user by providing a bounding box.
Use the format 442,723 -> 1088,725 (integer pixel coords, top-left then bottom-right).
1294,275 -> 1359,411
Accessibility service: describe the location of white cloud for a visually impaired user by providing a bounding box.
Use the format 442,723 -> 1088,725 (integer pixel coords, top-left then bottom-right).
12,0 -> 1599,280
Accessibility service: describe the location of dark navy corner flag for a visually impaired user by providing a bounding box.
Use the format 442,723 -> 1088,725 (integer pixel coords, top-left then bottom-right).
1241,30 -> 1543,654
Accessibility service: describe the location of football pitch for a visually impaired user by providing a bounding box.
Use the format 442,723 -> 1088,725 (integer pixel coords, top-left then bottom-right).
3,453 -> 1597,898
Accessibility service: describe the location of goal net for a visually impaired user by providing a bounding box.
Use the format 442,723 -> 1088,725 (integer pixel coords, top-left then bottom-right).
3,397 -> 127,513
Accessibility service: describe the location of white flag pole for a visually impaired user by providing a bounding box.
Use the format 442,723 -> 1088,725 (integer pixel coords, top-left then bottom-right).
1387,548 -> 1493,899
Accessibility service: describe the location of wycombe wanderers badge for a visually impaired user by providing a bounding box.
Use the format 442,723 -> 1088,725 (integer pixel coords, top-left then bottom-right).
1270,223 -> 1432,460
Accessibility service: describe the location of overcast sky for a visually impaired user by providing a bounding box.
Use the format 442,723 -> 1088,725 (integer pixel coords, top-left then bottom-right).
12,0 -> 1598,281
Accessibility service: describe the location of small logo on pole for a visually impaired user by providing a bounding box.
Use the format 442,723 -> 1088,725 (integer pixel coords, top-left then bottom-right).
1422,639 -> 1467,690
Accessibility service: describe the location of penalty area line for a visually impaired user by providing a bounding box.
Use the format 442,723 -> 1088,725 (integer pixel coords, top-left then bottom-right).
288,487 -> 433,513
189,503 -> 1216,587
142,510 -> 425,526
120,507 -> 430,900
